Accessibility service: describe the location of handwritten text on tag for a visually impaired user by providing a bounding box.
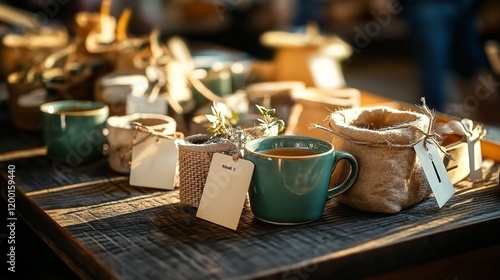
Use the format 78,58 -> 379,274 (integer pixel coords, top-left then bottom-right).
196,153 -> 254,230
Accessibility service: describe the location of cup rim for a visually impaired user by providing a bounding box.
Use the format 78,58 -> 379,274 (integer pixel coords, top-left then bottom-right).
106,113 -> 176,130
40,100 -> 109,116
244,135 -> 334,159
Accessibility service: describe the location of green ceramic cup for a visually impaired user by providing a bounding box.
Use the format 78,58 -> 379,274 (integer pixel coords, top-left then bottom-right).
40,100 -> 109,166
244,135 -> 358,225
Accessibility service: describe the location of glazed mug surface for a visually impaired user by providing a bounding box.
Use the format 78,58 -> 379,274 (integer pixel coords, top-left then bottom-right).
40,100 -> 109,165
244,135 -> 358,224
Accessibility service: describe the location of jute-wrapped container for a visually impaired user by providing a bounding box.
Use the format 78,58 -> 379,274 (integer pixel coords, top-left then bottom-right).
177,134 -> 237,208
326,106 -> 432,214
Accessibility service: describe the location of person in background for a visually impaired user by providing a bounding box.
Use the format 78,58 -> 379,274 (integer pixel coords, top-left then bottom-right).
291,0 -> 324,27
401,0 -> 493,114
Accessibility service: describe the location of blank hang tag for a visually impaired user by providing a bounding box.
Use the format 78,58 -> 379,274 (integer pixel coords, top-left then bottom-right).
196,153 -> 254,230
126,94 -> 167,115
308,54 -> 345,88
467,129 -> 483,180
129,131 -> 177,190
414,140 -> 456,208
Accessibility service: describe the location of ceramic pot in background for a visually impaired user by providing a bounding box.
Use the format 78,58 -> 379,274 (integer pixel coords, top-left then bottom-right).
7,72 -> 47,131
40,100 -> 109,166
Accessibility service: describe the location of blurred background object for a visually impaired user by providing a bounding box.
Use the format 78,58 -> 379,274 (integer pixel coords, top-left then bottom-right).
1,0 -> 500,124
401,0 -> 492,113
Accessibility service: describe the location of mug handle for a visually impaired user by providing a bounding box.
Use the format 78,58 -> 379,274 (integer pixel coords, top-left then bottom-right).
327,151 -> 358,199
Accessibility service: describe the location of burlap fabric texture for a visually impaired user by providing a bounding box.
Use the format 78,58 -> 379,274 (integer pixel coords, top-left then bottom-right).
327,106 -> 433,214
177,134 -> 238,208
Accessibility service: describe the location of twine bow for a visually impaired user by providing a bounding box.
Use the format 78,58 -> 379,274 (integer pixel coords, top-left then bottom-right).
415,98 -> 450,158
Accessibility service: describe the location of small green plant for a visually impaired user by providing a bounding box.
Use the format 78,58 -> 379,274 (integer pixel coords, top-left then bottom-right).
205,102 -> 238,138
205,102 -> 285,140
255,104 -> 285,136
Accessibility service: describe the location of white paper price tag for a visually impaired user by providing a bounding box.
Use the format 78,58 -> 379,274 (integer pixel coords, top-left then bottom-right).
414,140 -> 455,208
467,129 -> 483,180
129,132 -> 178,190
196,153 -> 254,230
446,119 -> 483,180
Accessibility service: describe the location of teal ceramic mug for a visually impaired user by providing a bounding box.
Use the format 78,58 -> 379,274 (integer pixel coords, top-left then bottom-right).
40,100 -> 109,166
244,135 -> 358,225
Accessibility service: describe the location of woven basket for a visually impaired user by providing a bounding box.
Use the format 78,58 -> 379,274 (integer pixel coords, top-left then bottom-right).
177,134 -> 237,208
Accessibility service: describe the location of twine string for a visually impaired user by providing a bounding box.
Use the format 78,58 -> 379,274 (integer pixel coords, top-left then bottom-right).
130,121 -> 184,140
230,129 -> 244,162
201,128 -> 247,162
111,122 -> 184,169
216,139 -> 243,163
313,98 -> 453,160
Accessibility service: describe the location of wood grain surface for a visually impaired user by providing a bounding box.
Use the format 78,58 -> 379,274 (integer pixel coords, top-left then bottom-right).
1,153 -> 499,279
1,99 -> 499,279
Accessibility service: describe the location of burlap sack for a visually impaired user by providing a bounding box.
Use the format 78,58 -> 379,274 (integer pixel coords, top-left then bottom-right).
327,106 -> 432,214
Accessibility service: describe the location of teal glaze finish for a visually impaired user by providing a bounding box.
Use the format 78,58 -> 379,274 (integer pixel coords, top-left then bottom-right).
40,101 -> 109,166
244,135 -> 358,224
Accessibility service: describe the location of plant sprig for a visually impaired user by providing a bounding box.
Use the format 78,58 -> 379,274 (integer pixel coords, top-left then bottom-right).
205,102 -> 238,138
255,104 -> 285,136
205,102 -> 285,140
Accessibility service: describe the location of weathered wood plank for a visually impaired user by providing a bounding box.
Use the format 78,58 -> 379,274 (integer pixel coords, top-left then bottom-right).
1,153 -> 499,279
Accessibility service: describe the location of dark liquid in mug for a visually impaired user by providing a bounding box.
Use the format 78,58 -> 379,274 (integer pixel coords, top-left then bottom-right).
258,148 -> 319,157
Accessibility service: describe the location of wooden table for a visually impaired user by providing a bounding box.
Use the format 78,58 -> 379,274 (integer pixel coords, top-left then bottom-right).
1,102 -> 500,279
